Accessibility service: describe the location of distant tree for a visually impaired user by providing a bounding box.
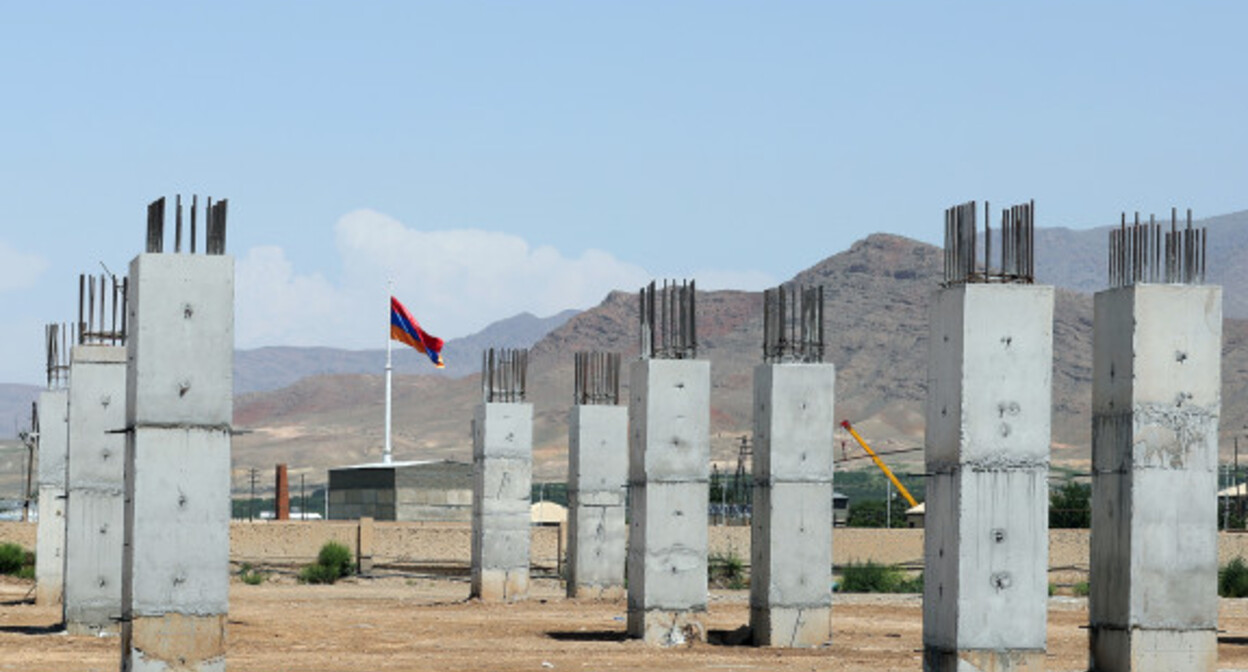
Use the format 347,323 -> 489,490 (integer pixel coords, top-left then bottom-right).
847,500 -> 889,528
1049,480 -> 1091,529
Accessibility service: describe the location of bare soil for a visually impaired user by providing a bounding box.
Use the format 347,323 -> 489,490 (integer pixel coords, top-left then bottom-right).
4,574 -> 1248,672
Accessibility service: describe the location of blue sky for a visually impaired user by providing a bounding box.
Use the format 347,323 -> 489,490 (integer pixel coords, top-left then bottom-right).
1,2 -> 1245,384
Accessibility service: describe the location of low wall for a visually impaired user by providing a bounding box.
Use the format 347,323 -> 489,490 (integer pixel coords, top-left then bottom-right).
6,521 -> 1248,584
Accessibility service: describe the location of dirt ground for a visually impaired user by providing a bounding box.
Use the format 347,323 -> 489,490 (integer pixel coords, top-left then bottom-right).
4,574 -> 1248,672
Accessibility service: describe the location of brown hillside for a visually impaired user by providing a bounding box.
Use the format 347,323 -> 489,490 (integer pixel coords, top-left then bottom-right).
230,234 -> 1248,494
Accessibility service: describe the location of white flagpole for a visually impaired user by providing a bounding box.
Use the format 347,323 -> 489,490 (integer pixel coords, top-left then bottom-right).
384,279 -> 394,465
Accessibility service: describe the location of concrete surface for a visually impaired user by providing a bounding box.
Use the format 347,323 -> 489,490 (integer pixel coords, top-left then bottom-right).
63,344 -> 128,635
567,404 -> 628,599
34,388 -> 68,606
471,402 -> 533,601
1089,284 -> 1223,672
750,363 -> 836,647
924,284 -> 1054,671
121,252 -> 234,672
627,358 -> 711,644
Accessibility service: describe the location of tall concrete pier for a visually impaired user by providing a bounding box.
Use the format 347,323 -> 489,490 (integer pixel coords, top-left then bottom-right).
63,343 -> 128,634
121,196 -> 233,672
471,348 -> 533,602
628,280 -> 710,645
924,202 -> 1052,671
750,285 -> 834,647
1088,214 -> 1220,671
566,351 -> 627,599
34,386 -> 68,606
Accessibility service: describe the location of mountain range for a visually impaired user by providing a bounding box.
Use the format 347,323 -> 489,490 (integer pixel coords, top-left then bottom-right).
4,210 -> 1248,497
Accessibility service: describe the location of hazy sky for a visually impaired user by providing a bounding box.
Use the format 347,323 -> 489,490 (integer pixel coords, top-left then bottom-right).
1,2 -> 1245,384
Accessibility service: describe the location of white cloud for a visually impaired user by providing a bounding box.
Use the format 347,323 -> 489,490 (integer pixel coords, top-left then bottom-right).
0,240 -> 48,293
235,210 -> 654,349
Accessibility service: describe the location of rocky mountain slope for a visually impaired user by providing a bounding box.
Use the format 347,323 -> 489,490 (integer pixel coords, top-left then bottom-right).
230,232 -> 1248,492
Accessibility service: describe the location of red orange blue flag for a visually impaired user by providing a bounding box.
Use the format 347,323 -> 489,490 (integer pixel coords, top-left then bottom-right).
390,296 -> 445,368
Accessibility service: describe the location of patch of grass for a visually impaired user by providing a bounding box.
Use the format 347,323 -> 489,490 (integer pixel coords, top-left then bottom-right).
298,541 -> 353,585
237,563 -> 266,586
838,561 -> 921,593
708,551 -> 748,590
1220,557 -> 1248,598
1072,581 -> 1090,597
0,543 -> 25,574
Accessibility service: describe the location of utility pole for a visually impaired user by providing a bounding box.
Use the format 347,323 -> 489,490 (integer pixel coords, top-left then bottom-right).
20,402 -> 37,523
248,468 -> 258,522
886,478 -> 893,529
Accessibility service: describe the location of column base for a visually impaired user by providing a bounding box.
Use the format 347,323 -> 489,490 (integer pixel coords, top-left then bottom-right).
627,608 -> 705,646
1089,625 -> 1216,672
750,605 -> 830,647
567,583 -> 625,600
923,646 -> 1045,672
471,568 -> 529,602
122,613 -> 226,672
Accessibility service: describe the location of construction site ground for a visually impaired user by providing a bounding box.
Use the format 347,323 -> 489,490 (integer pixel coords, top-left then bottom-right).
4,574 -> 1248,672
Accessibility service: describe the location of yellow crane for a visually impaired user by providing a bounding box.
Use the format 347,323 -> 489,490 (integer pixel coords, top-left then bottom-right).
840,420 -> 919,509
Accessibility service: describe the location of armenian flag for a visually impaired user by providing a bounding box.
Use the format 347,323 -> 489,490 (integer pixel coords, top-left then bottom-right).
390,296 -> 445,368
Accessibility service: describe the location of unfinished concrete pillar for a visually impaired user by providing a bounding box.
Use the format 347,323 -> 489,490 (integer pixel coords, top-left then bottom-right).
34,386 -> 68,607
1088,214 -> 1220,672
63,344 -> 128,635
627,278 -> 709,645
924,201 -> 1052,671
471,347 -> 533,602
627,357 -> 710,644
749,283 -> 835,647
567,351 -> 627,599
121,195 -> 233,672
275,463 -> 290,520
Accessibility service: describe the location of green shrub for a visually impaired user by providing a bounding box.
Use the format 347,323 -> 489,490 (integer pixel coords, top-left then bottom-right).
298,541 -> 354,585
1220,557 -> 1248,598
237,563 -> 266,586
298,563 -> 342,585
318,541 -> 353,576
896,570 -> 923,593
0,543 -> 28,575
1072,581 -> 1090,597
838,561 -> 920,593
708,552 -> 747,590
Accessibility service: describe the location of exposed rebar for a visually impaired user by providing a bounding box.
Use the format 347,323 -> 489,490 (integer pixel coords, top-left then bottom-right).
481,348 -> 529,403
144,195 -> 228,254
573,351 -> 621,405
762,284 -> 824,364
639,279 -> 697,359
1108,208 -> 1206,287
943,200 -> 1035,285
77,273 -> 127,346
44,323 -> 70,389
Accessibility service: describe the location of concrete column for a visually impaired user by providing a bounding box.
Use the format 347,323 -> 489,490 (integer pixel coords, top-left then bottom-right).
470,402 -> 533,601
275,463 -> 290,520
627,358 -> 710,645
121,253 -> 233,672
566,404 -> 628,599
923,284 -> 1053,672
750,363 -> 835,647
34,388 -> 68,607
63,345 -> 128,635
1088,285 -> 1222,672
